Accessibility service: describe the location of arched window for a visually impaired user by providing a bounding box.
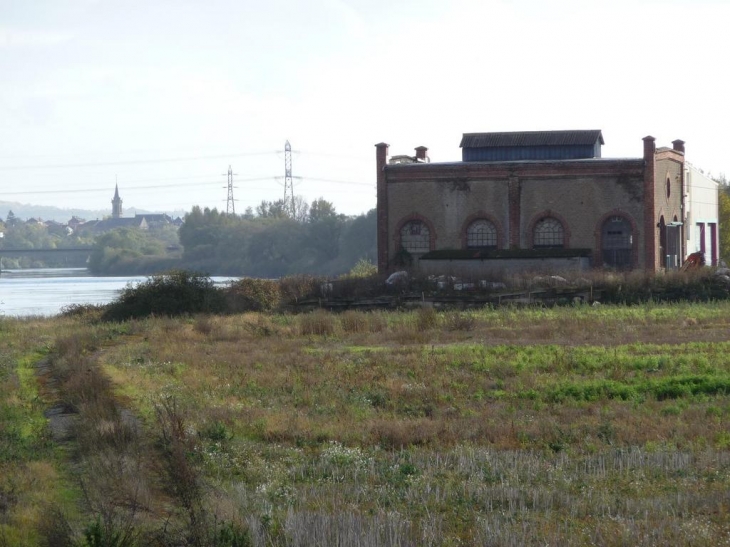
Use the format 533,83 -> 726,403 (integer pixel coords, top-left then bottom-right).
466,219 -> 498,249
533,217 -> 565,248
400,220 -> 430,253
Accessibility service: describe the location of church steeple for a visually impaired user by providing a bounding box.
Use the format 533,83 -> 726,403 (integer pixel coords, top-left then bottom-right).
112,184 -> 123,218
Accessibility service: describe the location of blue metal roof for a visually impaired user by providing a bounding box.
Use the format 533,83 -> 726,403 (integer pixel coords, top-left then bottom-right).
460,130 -> 604,162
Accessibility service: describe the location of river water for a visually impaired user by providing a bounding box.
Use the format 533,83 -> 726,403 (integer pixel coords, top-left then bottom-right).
0,269 -> 235,317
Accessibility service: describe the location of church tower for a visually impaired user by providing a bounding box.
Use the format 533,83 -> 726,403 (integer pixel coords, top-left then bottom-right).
112,184 -> 123,218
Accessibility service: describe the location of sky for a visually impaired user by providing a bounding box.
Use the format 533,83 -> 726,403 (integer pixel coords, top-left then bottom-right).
0,0 -> 728,218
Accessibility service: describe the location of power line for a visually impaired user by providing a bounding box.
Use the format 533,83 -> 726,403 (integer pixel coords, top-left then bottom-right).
0,164 -> 369,199
297,150 -> 371,161
300,176 -> 373,187
0,177 -> 277,196
0,150 -> 279,171
0,174 -> 375,198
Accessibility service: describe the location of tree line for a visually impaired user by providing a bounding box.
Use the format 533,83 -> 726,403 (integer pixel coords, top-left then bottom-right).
717,175 -> 730,265
88,198 -> 376,277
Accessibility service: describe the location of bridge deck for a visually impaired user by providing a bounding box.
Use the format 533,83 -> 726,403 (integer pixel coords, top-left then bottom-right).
0,248 -> 91,255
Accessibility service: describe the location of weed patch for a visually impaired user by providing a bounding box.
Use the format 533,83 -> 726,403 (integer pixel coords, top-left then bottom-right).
542,374 -> 730,403
6,302 -> 730,544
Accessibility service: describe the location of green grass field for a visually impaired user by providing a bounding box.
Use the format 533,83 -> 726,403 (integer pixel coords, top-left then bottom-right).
2,302 -> 730,545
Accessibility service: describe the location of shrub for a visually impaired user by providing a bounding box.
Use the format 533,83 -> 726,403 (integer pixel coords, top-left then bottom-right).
79,516 -> 137,547
415,306 -> 439,331
102,270 -> 226,321
59,303 -> 106,321
330,275 -> 387,298
346,258 -> 378,278
225,278 -> 281,312
279,274 -> 323,303
299,310 -> 337,336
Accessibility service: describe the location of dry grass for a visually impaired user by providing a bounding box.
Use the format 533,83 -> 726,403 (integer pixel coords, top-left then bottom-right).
299,310 -> 338,336
339,310 -> 369,334
5,302 -> 730,544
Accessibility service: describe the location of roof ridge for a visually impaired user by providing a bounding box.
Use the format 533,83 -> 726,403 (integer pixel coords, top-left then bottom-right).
460,130 -> 604,148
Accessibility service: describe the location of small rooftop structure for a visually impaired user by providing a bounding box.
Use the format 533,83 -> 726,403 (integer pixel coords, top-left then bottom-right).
460,129 -> 604,162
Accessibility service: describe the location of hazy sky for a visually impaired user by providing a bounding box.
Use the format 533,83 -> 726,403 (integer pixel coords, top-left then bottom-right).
1,0 -> 728,217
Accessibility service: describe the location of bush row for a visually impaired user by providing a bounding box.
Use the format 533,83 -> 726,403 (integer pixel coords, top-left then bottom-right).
74,268 -> 730,322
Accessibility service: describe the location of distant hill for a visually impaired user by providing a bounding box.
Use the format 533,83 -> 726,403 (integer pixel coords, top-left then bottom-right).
0,200 -> 187,223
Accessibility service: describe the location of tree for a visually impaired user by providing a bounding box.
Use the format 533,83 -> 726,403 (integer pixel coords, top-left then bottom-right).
255,200 -> 288,219
241,206 -> 255,220
5,210 -> 18,227
119,204 -> 378,277
245,218 -> 307,276
291,195 -> 310,223
338,209 -> 377,266
89,228 -> 165,273
179,206 -> 232,260
308,198 -> 338,222
307,216 -> 342,261
712,173 -> 727,186
718,190 -> 730,263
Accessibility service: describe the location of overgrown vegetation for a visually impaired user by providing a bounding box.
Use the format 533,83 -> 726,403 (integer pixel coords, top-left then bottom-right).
101,270 -> 227,321
4,301 -> 730,544
83,266 -> 730,324
225,279 -> 281,313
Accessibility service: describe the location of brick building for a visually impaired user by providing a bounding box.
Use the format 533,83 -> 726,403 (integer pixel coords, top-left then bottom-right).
376,130 -> 688,275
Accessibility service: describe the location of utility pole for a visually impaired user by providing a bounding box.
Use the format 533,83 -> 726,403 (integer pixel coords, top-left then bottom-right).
283,140 -> 295,218
224,165 -> 237,216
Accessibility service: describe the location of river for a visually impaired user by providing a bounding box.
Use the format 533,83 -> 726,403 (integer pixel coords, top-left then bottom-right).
0,268 -> 235,317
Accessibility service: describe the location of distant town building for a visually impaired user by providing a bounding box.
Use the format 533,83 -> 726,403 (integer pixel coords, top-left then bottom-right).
67,216 -> 86,231
73,185 -> 179,234
79,217 -> 148,235
134,213 -> 172,228
112,184 -> 123,218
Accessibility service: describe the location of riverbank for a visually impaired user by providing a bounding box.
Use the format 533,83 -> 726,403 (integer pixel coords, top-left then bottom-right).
3,302 -> 730,545
0,269 -> 238,317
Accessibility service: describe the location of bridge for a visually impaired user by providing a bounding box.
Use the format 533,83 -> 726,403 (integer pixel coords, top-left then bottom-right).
0,247 -> 92,272
0,247 -> 92,255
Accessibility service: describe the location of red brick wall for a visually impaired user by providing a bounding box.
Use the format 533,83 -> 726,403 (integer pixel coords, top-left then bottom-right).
376,143 -> 389,274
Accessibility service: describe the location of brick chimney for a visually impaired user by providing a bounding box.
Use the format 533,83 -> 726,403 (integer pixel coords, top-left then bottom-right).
414,146 -> 429,162
375,142 -> 390,274
643,135 -> 656,161
672,139 -> 685,154
642,136 -> 657,273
